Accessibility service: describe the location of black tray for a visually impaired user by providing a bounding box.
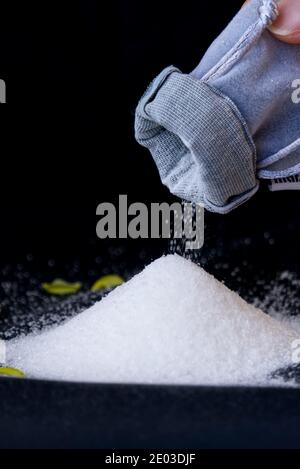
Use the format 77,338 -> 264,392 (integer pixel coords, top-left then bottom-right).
0,190 -> 300,448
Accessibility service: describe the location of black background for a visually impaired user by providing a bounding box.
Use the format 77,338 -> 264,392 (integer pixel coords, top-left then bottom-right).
0,0 -> 248,260
0,0 -> 298,262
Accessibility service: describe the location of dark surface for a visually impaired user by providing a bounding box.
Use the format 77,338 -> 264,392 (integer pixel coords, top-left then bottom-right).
1,190 -> 300,448
0,378 -> 300,449
0,191 -> 300,448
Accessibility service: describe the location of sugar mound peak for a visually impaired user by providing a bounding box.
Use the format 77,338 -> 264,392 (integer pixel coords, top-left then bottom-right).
7,255 -> 298,385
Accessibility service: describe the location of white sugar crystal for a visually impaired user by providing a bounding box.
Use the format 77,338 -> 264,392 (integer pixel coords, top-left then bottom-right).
6,255 -> 299,385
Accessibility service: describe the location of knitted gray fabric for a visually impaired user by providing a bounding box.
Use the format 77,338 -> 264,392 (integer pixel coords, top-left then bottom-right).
135,67 -> 258,213
135,0 -> 300,213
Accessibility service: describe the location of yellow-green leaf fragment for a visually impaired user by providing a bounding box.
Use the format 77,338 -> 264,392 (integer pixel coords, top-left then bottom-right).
42,279 -> 83,296
0,367 -> 25,378
91,274 -> 124,292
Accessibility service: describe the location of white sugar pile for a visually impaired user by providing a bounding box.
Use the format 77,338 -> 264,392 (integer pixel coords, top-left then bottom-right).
6,255 -> 299,385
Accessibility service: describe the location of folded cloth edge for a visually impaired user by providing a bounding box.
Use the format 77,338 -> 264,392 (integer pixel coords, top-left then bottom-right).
135,66 -> 259,214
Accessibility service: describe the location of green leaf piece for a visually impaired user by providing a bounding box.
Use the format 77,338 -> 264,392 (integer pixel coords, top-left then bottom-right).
0,367 -> 25,378
42,279 -> 83,296
91,274 -> 124,292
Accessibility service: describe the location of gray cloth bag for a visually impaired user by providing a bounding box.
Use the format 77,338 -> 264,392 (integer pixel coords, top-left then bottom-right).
135,0 -> 300,213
